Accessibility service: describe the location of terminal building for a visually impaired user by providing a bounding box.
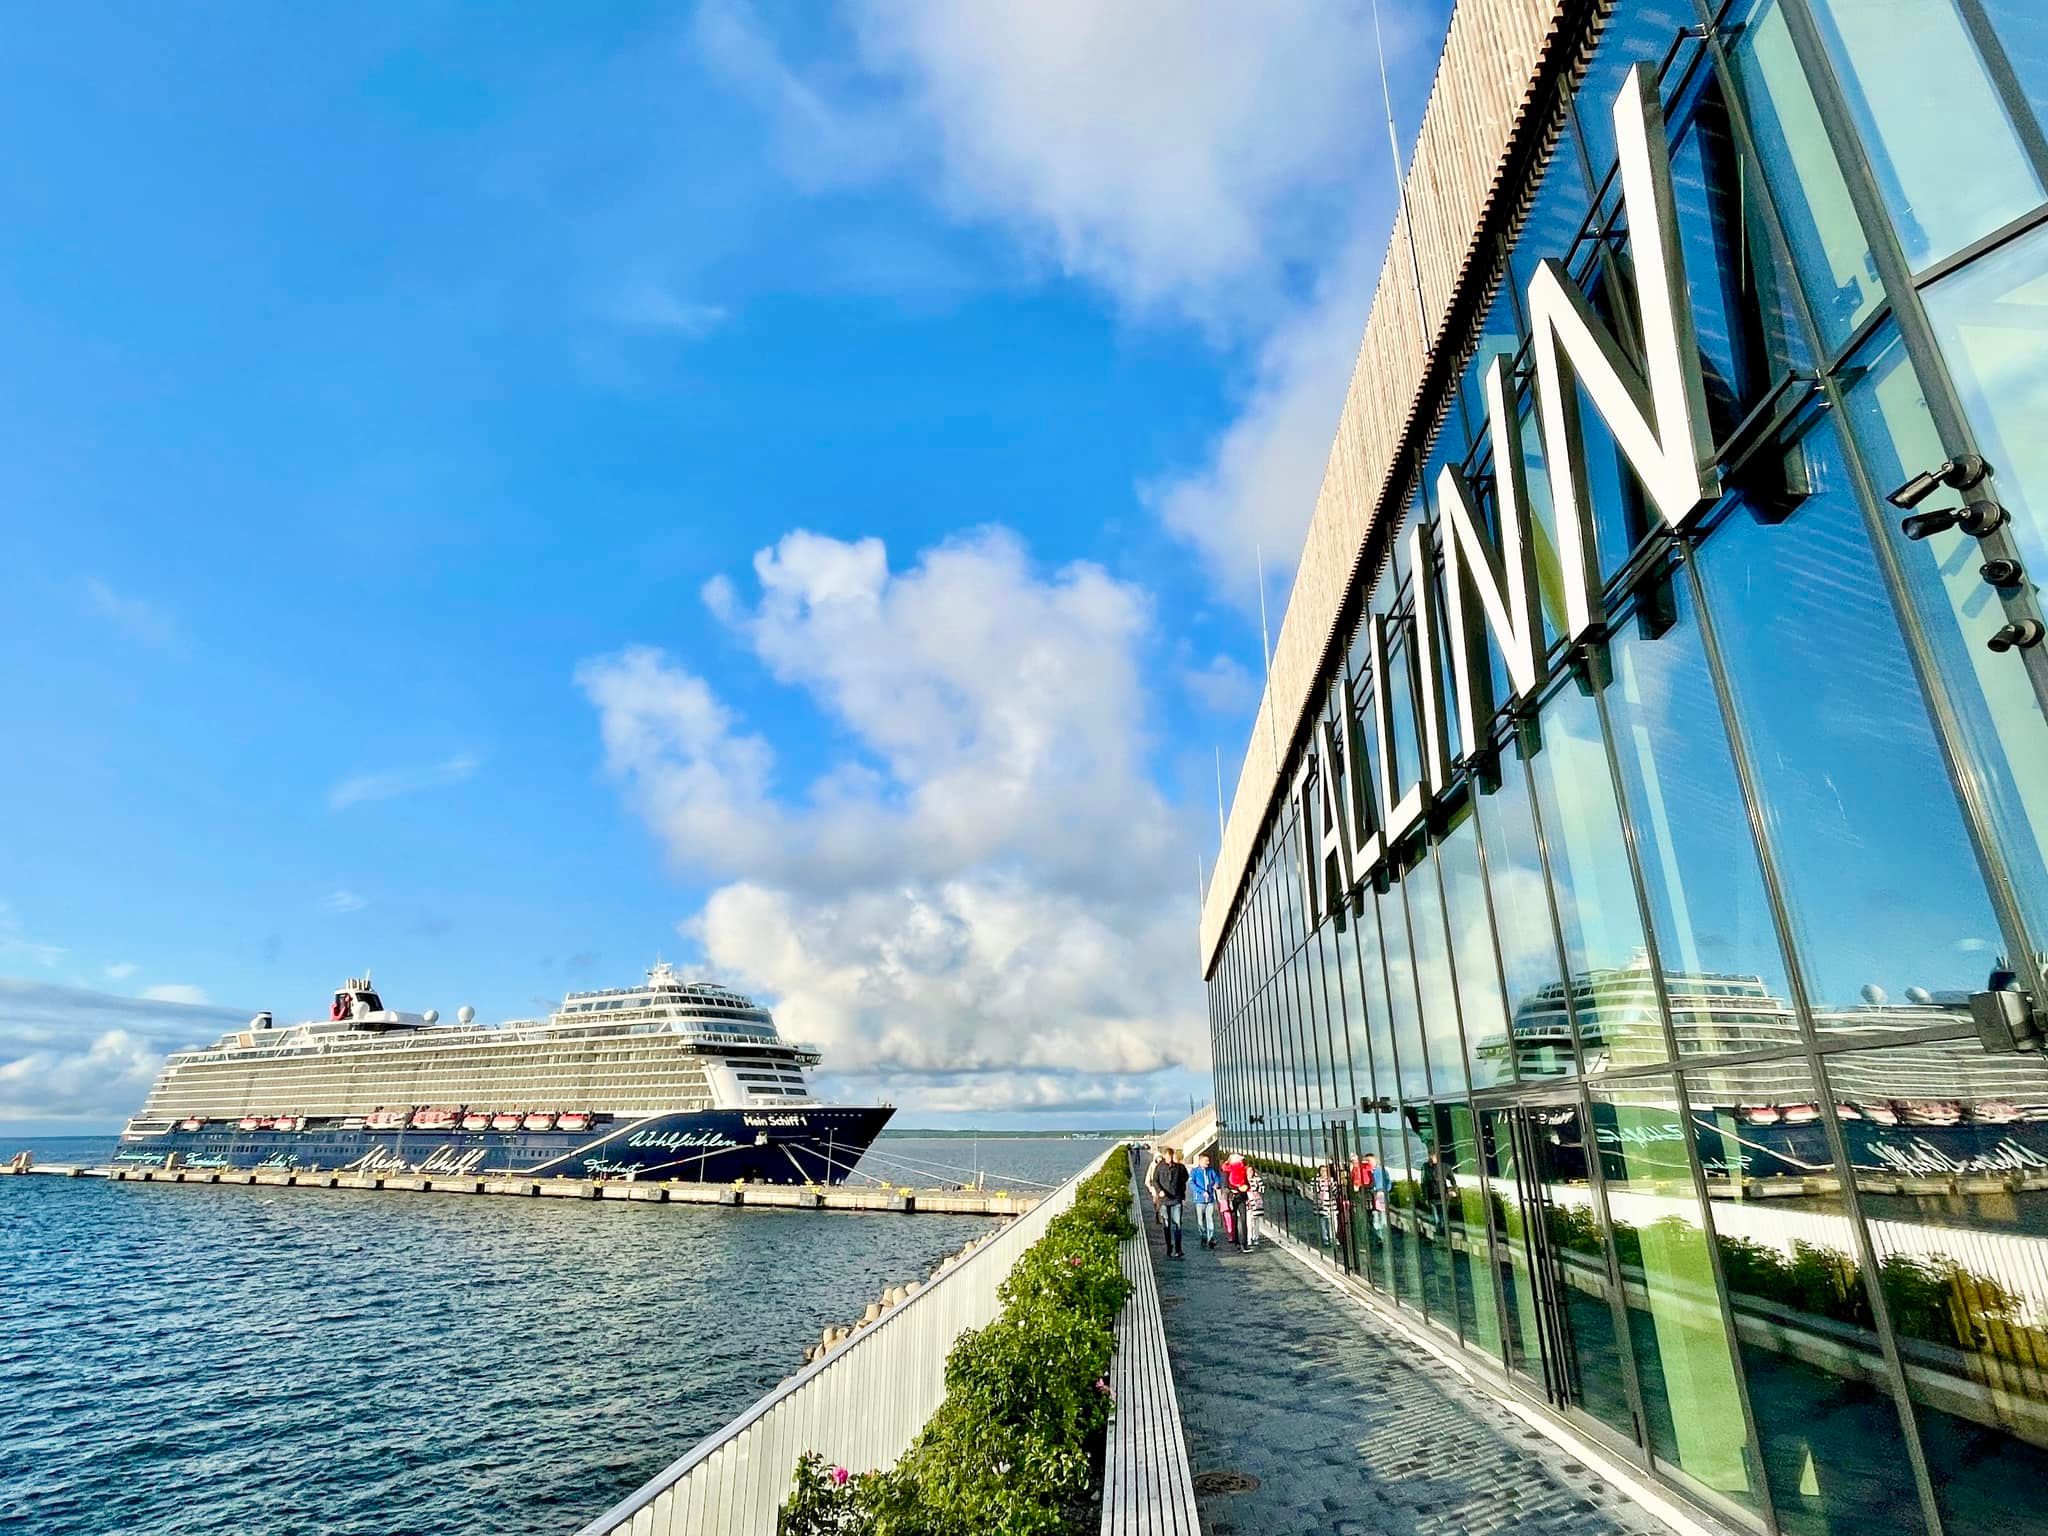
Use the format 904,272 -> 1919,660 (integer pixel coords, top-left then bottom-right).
1198,1 -> 2048,1533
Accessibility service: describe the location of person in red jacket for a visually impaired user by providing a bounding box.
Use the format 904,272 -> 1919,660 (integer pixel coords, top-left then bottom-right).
1221,1150 -> 1252,1254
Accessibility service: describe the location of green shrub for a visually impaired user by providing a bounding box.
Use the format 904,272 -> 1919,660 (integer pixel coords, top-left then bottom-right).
778,1150 -> 1136,1536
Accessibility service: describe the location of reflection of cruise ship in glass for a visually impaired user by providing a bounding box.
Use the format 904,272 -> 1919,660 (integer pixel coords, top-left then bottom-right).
1485,958 -> 2048,1178
115,964 -> 893,1182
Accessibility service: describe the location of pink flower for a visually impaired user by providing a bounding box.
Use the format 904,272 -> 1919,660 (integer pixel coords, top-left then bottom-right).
1067,1255 -> 1083,1268
831,1466 -> 850,1487
1094,1377 -> 1113,1397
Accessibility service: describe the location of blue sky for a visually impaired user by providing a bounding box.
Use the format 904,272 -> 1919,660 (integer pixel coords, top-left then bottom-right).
0,1 -> 1449,1131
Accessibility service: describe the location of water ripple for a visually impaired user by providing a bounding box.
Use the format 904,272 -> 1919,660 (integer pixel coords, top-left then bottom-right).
2,1138 -> 1110,1535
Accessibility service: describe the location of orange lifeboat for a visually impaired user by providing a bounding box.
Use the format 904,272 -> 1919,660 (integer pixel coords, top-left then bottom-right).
461,1111 -> 489,1132
366,1108 -> 412,1132
178,1117 -> 205,1132
237,1115 -> 263,1132
412,1107 -> 459,1131
490,1111 -> 522,1132
523,1111 -> 556,1132
557,1111 -> 592,1134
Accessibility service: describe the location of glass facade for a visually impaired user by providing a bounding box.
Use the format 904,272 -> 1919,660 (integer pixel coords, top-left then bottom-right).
1205,3 -> 2048,1532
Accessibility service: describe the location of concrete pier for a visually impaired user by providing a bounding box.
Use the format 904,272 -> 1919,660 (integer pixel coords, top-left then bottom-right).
0,1161 -> 1040,1215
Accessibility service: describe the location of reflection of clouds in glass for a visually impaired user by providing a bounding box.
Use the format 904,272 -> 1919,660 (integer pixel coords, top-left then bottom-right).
1488,865 -> 1556,991
1699,419 -> 2001,1010
1927,224 -> 2048,577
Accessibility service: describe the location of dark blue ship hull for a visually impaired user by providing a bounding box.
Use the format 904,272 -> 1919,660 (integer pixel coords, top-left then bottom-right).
114,1105 -> 894,1184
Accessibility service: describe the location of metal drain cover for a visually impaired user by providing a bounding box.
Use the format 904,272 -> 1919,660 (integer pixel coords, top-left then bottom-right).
1193,1470 -> 1260,1496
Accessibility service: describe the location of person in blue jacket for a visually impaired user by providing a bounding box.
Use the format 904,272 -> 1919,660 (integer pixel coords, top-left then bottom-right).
1188,1150 -> 1224,1250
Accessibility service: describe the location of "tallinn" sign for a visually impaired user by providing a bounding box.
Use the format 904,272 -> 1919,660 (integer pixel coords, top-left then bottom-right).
1294,63 -> 1717,930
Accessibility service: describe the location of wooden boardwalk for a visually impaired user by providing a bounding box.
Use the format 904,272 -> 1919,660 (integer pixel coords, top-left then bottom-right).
1102,1157 -> 1200,1535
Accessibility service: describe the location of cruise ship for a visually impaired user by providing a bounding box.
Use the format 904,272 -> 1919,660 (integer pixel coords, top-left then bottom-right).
114,965 -> 893,1182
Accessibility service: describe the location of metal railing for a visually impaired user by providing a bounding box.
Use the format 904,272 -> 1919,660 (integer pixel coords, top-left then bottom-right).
572,1141 -> 1123,1536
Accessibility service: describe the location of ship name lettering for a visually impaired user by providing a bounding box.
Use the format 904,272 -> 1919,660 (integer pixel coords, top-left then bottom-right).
627,1129 -> 737,1151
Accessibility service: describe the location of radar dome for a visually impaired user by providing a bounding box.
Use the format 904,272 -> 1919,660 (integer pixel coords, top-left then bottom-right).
1905,986 -> 1934,1006
422,1008 -> 439,1024
458,1005 -> 476,1025
1860,983 -> 1888,1006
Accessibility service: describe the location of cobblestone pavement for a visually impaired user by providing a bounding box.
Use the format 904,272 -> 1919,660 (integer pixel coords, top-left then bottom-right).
1147,1222 -> 1680,1536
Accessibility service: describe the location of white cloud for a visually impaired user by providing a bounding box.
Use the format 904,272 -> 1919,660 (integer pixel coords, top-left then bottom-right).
577,528 -> 1207,1111
141,984 -> 209,1006
1145,224 -> 1382,607
1180,652 -> 1257,717
327,753 -> 480,812
851,0 -> 1385,325
0,900 -> 67,969
700,0 -> 1386,329
104,962 -> 138,981
83,576 -> 185,650
0,979 -> 249,1122
693,0 -> 906,191
693,3 -> 1421,610
322,889 -> 369,915
610,279 -> 730,338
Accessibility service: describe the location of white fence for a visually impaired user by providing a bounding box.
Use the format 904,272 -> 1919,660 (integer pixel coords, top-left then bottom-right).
573,1142 -> 1122,1536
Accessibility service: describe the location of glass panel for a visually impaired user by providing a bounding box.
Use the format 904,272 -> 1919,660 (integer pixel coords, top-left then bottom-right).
1807,0 -> 2046,271
1529,1097 -> 1640,1439
1476,737 -> 1575,1079
1529,680 -> 1671,1072
1693,413 -> 2006,1024
1348,892 -> 1406,1299
1518,388 -> 1577,646
1979,0 -> 2048,131
1373,886 -> 1431,1314
1407,850 -> 1471,1097
1923,223 -> 2048,595
1482,1106 -> 1549,1382
1605,567 -> 1803,1057
1825,1039 -> 2048,1536
1572,0 -> 1705,186
1380,875 -> 1435,1104
1726,0 -> 1881,351
1511,127 -> 1593,305
1591,1077 -> 1763,1515
1416,1103 -> 1462,1329
1440,807 -> 1516,1090
1459,279 -> 1523,451
1840,317 -> 2048,1006
1670,70 -> 1814,443
1439,1100 -> 1507,1363
1687,1061 -> 1927,1536
1389,1106 -> 1436,1318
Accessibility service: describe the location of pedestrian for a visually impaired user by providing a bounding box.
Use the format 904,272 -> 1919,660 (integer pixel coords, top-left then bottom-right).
1420,1151 -> 1445,1241
1221,1147 -> 1251,1252
1365,1151 -> 1390,1236
1188,1150 -> 1223,1249
1144,1144 -> 1167,1229
1316,1162 -> 1340,1247
1156,1146 -> 1189,1259
1246,1163 -> 1266,1249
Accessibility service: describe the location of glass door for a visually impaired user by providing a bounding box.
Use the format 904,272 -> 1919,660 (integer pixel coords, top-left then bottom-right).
1482,1095 -> 1640,1446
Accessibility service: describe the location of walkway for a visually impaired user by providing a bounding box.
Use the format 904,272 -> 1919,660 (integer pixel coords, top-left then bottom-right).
1145,1221 -> 1678,1536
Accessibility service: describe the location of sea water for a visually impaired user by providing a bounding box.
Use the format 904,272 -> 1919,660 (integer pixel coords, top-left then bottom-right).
0,1135 -> 1113,1536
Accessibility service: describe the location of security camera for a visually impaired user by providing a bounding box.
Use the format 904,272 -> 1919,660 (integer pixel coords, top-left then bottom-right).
1888,454 -> 1991,509
1988,620 -> 2045,654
